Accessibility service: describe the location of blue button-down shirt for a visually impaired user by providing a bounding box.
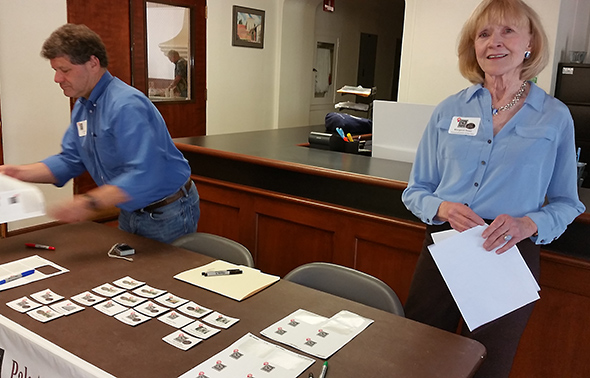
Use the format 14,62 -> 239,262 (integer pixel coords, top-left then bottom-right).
402,82 -> 585,244
43,71 -> 191,211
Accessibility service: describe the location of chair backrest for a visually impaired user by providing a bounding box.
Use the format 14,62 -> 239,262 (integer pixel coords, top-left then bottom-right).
283,262 -> 404,316
171,232 -> 255,268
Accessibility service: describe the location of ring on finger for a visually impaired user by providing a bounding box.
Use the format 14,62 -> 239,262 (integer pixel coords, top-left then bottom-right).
503,234 -> 512,242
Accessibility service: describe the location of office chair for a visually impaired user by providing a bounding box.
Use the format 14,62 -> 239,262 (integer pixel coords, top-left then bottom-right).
171,232 -> 255,268
283,262 -> 404,316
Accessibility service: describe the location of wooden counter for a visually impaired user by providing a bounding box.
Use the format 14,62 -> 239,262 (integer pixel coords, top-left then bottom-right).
175,125 -> 590,378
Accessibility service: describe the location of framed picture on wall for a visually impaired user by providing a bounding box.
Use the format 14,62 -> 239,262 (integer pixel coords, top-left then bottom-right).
232,6 -> 265,49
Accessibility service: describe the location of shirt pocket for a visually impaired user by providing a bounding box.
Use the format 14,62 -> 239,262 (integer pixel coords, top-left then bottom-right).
436,122 -> 474,160
505,123 -> 557,165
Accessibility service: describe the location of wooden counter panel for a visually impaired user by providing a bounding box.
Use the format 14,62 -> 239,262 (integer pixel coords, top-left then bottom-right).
511,285 -> 590,377
193,175 -> 424,299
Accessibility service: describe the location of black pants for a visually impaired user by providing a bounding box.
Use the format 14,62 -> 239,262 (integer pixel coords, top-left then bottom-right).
404,224 -> 540,378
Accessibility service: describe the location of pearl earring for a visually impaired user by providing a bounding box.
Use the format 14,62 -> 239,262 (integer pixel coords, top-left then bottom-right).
524,51 -> 531,59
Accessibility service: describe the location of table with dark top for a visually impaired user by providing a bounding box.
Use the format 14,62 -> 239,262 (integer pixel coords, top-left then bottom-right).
0,222 -> 486,377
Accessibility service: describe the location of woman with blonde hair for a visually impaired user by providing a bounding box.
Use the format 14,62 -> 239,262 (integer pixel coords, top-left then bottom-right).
402,0 -> 584,376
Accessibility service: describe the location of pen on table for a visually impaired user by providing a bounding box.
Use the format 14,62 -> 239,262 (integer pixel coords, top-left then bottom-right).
577,147 -> 581,163
319,361 -> 328,378
25,243 -> 55,251
0,269 -> 35,285
201,269 -> 243,277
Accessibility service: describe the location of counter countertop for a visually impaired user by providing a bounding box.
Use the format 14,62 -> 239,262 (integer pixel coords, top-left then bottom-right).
175,125 -> 589,218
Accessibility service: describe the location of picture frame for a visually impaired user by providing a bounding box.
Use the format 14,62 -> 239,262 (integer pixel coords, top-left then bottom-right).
232,6 -> 265,49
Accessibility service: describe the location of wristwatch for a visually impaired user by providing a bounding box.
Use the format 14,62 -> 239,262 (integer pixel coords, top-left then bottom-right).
82,194 -> 99,211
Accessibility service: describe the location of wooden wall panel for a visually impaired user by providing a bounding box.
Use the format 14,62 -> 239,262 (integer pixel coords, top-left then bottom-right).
355,238 -> 420,304
255,214 -> 335,277
198,200 -> 241,241
67,0 -> 131,83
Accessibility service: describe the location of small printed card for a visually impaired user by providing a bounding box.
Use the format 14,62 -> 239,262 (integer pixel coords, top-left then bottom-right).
50,300 -> 85,316
163,330 -> 202,351
115,309 -> 151,326
7,296 -> 42,313
154,293 -> 188,308
30,289 -> 64,304
71,291 -> 107,306
93,300 -> 127,316
132,285 -> 166,299
182,321 -> 221,339
177,301 -> 213,318
112,276 -> 145,290
113,292 -> 147,307
27,305 -> 63,322
92,283 -> 126,298
157,310 -> 195,328
202,311 -> 239,329
134,300 -> 169,318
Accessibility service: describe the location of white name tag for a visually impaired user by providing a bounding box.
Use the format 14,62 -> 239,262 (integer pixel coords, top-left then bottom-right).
449,117 -> 480,136
76,120 -> 88,137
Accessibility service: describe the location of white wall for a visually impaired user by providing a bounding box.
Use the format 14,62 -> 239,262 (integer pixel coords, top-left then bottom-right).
206,0 -> 282,134
0,0 -> 71,231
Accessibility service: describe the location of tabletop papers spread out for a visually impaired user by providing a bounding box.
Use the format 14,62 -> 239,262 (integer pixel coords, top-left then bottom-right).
179,333 -> 315,378
174,260 -> 279,301
0,255 -> 69,292
260,309 -> 374,359
0,174 -> 46,223
428,225 -> 540,331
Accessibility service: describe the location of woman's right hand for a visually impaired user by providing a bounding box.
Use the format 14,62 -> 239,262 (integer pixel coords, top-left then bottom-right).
436,201 -> 486,232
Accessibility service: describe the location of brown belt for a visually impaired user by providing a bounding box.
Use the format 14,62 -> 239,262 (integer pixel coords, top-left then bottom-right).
140,179 -> 192,213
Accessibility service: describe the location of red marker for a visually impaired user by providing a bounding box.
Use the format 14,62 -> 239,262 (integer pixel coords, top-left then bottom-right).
25,243 -> 55,251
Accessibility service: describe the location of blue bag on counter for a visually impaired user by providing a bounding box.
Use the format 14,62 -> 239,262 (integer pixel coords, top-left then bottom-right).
325,112 -> 372,134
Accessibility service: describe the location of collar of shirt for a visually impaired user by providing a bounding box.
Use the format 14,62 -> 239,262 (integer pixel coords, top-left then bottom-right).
466,81 -> 544,114
78,71 -> 114,111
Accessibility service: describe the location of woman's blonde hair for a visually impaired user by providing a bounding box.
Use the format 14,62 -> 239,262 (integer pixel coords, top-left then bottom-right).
458,0 -> 549,84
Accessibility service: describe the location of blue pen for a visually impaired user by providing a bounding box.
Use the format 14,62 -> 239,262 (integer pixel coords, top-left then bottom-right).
336,128 -> 347,141
0,269 -> 35,285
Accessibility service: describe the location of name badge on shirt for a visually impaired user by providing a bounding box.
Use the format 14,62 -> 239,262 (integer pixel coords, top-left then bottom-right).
449,117 -> 480,136
77,120 -> 88,137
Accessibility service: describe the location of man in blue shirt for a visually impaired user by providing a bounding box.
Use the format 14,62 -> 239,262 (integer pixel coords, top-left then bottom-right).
0,24 -> 199,244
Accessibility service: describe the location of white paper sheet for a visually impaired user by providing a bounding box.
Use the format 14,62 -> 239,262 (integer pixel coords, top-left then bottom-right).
0,255 -> 69,292
0,174 -> 46,223
179,333 -> 315,378
260,309 -> 374,359
428,225 -> 540,331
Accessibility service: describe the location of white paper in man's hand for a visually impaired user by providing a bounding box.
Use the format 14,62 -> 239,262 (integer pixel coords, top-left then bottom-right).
428,225 -> 540,331
0,174 -> 45,223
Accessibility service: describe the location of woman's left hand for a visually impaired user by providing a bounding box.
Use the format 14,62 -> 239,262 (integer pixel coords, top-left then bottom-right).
481,215 -> 538,254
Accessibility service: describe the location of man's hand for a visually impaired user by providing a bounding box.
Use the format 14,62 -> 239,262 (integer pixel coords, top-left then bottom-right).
49,195 -> 96,223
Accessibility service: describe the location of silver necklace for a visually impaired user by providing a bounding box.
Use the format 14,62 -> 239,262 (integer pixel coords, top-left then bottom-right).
491,80 -> 527,116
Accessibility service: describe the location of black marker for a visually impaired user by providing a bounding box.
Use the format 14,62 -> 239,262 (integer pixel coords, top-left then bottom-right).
202,269 -> 243,277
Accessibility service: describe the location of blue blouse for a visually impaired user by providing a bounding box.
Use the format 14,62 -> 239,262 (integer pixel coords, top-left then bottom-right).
43,71 -> 191,211
402,82 -> 585,244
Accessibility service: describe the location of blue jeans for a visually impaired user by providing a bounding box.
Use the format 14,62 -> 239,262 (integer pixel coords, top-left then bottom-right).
118,182 -> 200,244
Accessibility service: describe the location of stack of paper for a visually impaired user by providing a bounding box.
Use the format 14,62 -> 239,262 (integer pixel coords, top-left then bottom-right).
428,225 -> 540,331
174,260 -> 279,301
0,174 -> 45,223
260,309 -> 373,359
